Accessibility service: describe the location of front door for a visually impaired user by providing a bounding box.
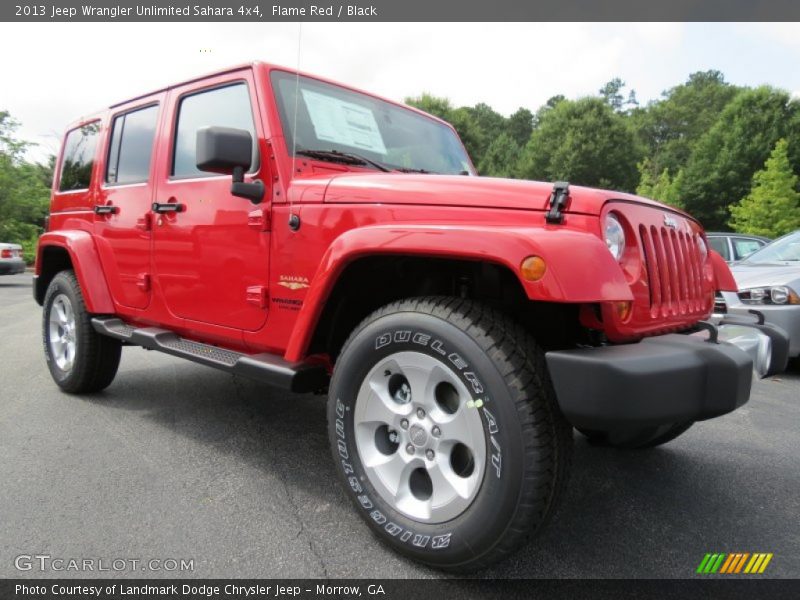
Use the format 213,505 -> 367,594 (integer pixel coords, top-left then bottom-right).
95,96 -> 163,310
152,71 -> 270,331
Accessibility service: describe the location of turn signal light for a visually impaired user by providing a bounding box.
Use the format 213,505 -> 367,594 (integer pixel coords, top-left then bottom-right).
520,256 -> 547,281
614,301 -> 633,322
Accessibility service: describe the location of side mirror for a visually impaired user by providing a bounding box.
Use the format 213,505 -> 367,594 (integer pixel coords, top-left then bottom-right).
196,126 -> 265,204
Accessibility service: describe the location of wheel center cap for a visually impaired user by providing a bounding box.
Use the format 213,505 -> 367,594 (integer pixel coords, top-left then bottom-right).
409,424 -> 428,447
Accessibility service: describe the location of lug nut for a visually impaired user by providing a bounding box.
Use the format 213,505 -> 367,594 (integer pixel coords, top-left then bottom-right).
425,449 -> 435,460
432,426 -> 441,437
406,444 -> 415,455
416,408 -> 425,419
400,419 -> 409,430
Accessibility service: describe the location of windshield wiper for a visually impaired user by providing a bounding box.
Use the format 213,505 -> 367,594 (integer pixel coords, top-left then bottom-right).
296,149 -> 391,172
394,166 -> 436,174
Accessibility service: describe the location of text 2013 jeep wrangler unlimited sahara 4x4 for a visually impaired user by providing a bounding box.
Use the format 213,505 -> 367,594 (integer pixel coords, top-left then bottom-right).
34,62 -> 789,571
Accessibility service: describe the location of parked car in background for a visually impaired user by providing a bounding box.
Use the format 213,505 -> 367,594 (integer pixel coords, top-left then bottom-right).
0,243 -> 26,275
715,230 -> 800,361
707,232 -> 770,263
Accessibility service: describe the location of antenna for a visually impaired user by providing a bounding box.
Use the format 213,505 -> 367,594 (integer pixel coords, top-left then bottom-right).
288,22 -> 302,230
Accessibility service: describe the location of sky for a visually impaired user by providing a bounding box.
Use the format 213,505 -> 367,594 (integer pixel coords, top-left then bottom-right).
2,22 -> 800,163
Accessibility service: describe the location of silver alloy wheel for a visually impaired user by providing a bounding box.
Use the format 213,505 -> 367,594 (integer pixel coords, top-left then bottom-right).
48,293 -> 77,371
354,351 -> 487,523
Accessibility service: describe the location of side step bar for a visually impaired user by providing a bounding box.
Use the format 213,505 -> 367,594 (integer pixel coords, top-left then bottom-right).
91,317 -> 328,393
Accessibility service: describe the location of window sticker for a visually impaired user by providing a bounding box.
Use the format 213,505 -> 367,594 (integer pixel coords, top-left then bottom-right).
301,89 -> 387,154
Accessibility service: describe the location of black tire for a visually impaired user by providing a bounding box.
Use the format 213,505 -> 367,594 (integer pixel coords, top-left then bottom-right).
577,421 -> 694,449
327,297 -> 572,571
42,270 -> 121,394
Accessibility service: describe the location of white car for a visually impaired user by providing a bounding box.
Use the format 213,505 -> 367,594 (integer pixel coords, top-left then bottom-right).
715,230 -> 800,361
0,243 -> 26,276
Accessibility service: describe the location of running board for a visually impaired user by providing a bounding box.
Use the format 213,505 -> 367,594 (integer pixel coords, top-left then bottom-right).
91,317 -> 328,393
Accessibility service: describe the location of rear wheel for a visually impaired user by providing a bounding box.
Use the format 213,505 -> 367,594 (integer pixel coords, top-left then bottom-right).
43,270 -> 121,393
328,297 -> 572,571
577,421 -> 694,449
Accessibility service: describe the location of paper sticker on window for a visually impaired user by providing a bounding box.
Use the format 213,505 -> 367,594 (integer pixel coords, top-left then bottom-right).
301,89 -> 387,155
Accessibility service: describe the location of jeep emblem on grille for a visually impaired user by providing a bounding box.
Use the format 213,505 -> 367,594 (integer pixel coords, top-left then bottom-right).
663,214 -> 679,229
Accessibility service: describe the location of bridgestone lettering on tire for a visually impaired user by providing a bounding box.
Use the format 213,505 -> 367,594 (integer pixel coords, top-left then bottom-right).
42,270 -> 122,394
327,297 -> 572,571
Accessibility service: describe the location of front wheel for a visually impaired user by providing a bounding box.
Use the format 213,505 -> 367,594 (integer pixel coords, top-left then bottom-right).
328,297 -> 572,571
42,270 -> 121,393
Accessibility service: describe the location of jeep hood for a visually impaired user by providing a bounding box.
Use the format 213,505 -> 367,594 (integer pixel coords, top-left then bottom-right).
321,172 -> 682,217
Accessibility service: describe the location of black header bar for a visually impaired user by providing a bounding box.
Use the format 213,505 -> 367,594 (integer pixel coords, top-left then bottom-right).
3,0 -> 800,22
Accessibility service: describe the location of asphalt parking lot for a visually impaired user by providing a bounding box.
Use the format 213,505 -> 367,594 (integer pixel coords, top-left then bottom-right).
1,272 -> 798,579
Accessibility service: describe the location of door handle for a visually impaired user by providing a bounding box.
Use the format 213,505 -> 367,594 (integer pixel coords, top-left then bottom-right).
93,204 -> 118,215
152,202 -> 185,214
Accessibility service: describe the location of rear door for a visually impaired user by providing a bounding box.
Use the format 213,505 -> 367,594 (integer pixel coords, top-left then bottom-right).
95,96 -> 163,309
151,70 -> 270,331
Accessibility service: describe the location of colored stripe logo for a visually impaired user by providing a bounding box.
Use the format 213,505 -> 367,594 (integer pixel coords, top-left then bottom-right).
696,553 -> 773,574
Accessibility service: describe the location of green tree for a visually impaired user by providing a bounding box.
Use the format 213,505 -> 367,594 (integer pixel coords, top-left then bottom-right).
632,70 -> 740,182
531,96 -> 566,130
0,111 -> 52,263
464,103 -> 505,142
599,78 -> 626,111
517,97 -> 641,191
679,86 -> 800,229
729,139 -> 800,237
599,78 -> 638,113
448,107 -> 485,165
404,93 -> 453,120
478,133 -> 521,178
636,159 -> 684,208
506,108 -> 534,147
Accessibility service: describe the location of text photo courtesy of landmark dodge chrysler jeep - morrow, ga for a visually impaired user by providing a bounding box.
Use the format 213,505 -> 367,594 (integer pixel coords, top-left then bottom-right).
33,62 -> 790,571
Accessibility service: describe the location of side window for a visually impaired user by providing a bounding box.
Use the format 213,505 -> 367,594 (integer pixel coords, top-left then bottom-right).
733,238 -> 765,260
59,122 -> 100,191
708,237 -> 730,261
172,83 -> 256,178
106,105 -> 159,185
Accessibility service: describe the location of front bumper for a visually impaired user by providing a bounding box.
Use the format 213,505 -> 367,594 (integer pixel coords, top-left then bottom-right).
0,258 -> 26,275
714,291 -> 800,357
545,322 -> 785,430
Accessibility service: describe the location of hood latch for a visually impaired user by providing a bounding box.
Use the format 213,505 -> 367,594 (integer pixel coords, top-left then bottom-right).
546,181 -> 570,224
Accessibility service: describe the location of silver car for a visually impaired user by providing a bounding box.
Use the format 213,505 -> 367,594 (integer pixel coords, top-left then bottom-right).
715,230 -> 800,359
0,243 -> 26,276
707,232 -> 770,263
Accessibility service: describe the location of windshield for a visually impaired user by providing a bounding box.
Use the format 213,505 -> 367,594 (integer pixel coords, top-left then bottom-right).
742,231 -> 800,264
271,71 -> 474,175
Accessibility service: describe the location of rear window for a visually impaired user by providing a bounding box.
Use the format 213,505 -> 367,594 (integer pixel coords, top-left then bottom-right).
106,105 -> 159,185
171,83 -> 256,178
732,238 -> 765,260
59,122 -> 100,191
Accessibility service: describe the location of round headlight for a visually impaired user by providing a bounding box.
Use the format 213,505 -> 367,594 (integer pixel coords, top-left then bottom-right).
770,286 -> 790,305
604,214 -> 626,261
697,236 -> 708,262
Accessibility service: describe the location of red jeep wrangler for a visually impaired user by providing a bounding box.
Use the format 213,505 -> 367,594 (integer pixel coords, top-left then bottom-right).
34,62 -> 787,571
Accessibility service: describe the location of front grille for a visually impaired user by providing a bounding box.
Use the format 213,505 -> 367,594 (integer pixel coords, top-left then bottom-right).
639,224 -> 705,316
